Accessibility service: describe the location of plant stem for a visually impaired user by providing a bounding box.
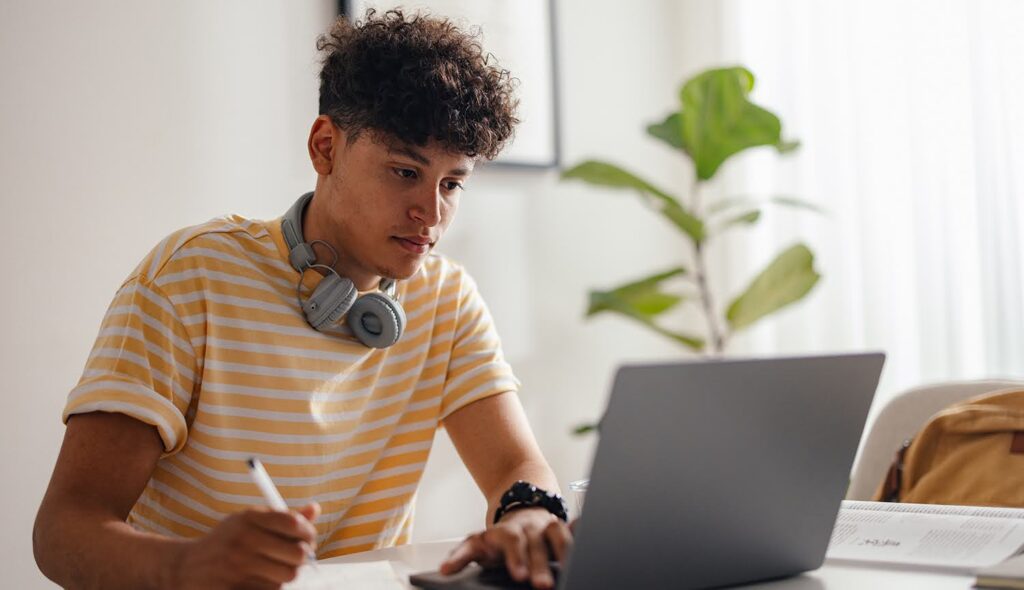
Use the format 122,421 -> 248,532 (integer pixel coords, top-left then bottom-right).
690,181 -> 725,355
693,241 -> 725,354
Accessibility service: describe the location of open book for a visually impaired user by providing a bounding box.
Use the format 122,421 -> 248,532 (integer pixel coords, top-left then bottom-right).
826,501 -> 1024,574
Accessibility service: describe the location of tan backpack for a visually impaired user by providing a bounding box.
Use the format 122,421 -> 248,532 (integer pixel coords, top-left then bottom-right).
874,389 -> 1024,507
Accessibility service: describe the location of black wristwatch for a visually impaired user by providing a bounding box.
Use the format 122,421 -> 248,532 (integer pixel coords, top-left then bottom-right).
493,480 -> 569,524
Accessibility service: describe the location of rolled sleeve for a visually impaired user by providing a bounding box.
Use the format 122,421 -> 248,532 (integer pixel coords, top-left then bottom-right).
439,271 -> 520,421
63,278 -> 197,455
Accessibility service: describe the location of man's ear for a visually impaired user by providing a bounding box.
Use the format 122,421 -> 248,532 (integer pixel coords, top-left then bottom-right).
308,115 -> 342,176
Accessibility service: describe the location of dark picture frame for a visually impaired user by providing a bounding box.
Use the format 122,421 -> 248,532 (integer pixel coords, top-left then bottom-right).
339,0 -> 561,169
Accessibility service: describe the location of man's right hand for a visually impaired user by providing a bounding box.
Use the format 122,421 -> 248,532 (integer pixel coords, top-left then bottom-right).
34,412 -> 324,590
168,503 -> 321,590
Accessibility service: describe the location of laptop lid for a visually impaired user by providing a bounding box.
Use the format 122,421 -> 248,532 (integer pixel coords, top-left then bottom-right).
561,352 -> 885,590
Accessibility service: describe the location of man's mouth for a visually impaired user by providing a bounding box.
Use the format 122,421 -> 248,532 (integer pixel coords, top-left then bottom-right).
393,236 -> 433,254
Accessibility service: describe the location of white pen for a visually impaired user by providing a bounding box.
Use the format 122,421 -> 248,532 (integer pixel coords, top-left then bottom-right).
246,457 -> 320,570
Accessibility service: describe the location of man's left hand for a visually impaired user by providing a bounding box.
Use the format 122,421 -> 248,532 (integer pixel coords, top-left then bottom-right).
438,507 -> 573,589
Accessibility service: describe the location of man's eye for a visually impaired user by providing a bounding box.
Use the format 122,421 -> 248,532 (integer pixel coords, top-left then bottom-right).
444,181 -> 465,191
395,168 -> 418,179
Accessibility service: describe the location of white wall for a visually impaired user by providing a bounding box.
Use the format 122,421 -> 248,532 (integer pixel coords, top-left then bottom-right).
0,1 -> 697,586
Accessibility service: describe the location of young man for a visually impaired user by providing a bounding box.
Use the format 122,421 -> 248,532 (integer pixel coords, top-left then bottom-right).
34,10 -> 570,590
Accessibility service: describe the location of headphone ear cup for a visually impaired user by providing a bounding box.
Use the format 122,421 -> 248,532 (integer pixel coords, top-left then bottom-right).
347,292 -> 407,348
303,273 -> 357,331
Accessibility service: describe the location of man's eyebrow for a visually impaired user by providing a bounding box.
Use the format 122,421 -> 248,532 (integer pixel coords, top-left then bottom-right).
391,146 -> 431,166
390,145 -> 472,176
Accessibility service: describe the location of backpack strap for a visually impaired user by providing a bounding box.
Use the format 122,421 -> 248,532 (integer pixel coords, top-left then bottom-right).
878,439 -> 912,502
1012,432 -> 1024,454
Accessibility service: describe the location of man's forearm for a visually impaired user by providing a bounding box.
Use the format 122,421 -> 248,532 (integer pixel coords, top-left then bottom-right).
34,505 -> 187,590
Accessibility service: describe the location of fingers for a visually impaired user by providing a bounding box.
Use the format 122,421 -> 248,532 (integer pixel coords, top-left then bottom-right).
298,501 -> 321,524
439,533 -> 499,574
185,510 -> 314,589
243,525 -> 309,568
438,535 -> 477,574
297,502 -> 321,558
493,528 -> 530,583
544,520 -> 573,565
440,519 -> 572,589
248,508 -> 318,545
526,532 -> 554,589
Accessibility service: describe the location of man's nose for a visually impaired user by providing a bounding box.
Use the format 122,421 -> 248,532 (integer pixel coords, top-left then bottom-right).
410,186 -> 442,227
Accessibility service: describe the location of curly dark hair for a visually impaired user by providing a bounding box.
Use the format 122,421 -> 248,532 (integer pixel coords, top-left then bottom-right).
316,9 -> 519,160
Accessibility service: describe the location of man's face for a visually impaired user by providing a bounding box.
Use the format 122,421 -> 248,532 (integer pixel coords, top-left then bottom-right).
312,125 -> 475,287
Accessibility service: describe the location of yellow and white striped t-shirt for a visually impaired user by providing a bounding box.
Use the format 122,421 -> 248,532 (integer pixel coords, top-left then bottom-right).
62,214 -> 519,557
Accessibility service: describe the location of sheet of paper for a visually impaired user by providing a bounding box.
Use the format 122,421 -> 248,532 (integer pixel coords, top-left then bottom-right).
826,504 -> 1024,572
283,561 -> 406,590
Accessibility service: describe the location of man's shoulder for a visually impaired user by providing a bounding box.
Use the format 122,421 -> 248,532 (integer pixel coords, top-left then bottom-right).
126,214 -> 279,285
401,252 -> 484,311
411,252 -> 471,289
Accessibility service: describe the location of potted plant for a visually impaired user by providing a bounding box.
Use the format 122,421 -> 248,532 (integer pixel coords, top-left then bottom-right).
562,66 -> 821,437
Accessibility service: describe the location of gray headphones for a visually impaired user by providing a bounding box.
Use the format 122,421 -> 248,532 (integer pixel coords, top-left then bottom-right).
281,192 -> 407,348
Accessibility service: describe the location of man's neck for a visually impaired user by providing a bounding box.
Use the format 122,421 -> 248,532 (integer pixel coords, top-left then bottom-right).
302,190 -> 381,292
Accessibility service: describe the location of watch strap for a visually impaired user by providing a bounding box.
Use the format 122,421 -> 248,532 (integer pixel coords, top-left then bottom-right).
493,480 -> 569,524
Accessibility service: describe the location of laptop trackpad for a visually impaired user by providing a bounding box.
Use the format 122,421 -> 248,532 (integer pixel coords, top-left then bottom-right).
410,563 -> 561,589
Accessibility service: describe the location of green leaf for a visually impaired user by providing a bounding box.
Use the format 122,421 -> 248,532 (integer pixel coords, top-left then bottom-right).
721,209 -> 761,228
612,308 -> 706,350
644,321 -> 706,351
770,196 -> 825,214
678,66 -> 799,180
646,112 -> 685,150
707,195 -> 757,214
572,422 -> 599,436
561,160 -> 674,200
776,139 -> 801,153
588,291 -> 682,319
709,195 -> 825,216
585,267 -> 705,351
586,267 -> 687,319
707,208 -> 762,238
726,243 -> 821,331
562,160 -> 705,242
662,202 -> 706,242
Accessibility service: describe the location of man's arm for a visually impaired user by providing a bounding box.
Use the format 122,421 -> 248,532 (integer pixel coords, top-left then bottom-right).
443,391 -> 559,519
34,412 -> 319,590
439,391 -> 572,589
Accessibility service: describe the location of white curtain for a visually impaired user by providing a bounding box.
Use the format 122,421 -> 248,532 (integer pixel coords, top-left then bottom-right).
697,0 -> 1024,403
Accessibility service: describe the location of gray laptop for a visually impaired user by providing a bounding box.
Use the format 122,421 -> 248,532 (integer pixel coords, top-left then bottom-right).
411,352 -> 885,589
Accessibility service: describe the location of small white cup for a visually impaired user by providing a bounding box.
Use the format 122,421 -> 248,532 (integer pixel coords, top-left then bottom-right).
568,479 -> 589,518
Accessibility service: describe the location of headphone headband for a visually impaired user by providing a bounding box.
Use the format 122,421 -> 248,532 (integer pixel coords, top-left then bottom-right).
282,191 -> 316,272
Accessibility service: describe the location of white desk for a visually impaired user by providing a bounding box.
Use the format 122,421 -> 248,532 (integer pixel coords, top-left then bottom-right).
325,540 -> 977,589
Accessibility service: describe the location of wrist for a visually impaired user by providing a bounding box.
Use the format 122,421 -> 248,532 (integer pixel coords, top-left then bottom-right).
493,481 -> 568,525
495,505 -> 554,525
158,539 -> 191,590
